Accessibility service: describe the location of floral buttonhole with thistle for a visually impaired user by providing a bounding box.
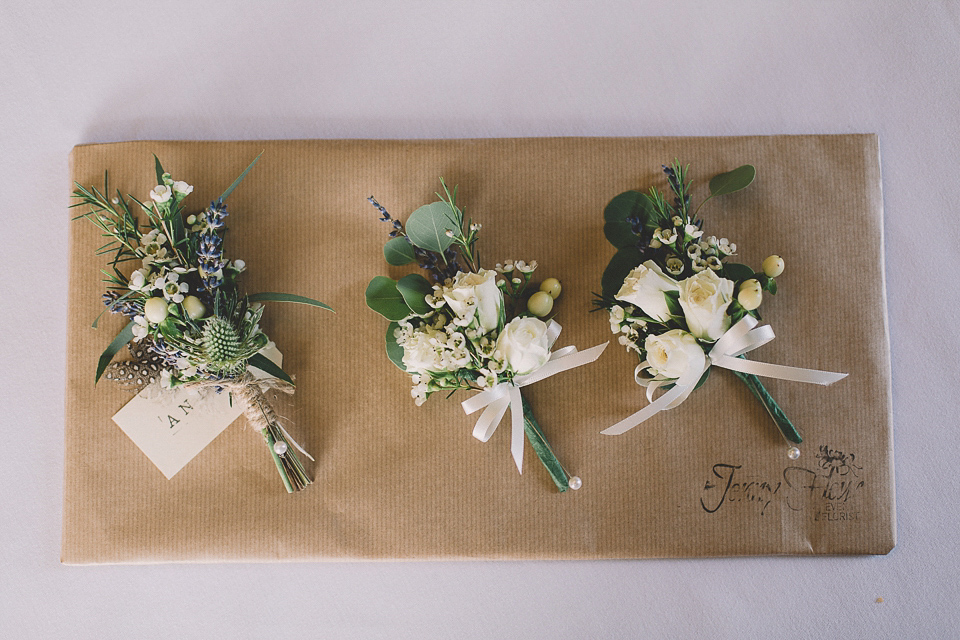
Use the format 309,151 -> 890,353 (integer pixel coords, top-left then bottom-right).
72,154 -> 334,492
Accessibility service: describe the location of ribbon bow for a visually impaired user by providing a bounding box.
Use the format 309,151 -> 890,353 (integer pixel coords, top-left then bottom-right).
601,316 -> 847,436
461,320 -> 608,472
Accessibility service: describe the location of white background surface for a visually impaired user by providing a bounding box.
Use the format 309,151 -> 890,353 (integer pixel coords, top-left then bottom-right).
2,1 -> 957,638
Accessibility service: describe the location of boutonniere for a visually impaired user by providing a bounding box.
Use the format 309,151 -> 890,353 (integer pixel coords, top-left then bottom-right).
596,162 -> 845,458
73,155 -> 333,491
365,181 -> 606,491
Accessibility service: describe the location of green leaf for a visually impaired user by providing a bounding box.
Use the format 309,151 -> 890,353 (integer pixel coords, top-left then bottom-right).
365,276 -> 412,321
154,155 -> 165,184
385,322 -> 407,371
693,367 -> 711,391
96,322 -> 135,383
405,201 -> 457,253
603,191 -> 656,248
721,262 -> 755,284
601,245 -> 643,301
248,352 -> 293,385
708,165 -> 756,197
383,236 -> 416,266
396,273 -> 433,316
247,292 -> 334,312
220,152 -> 263,201
664,290 -> 683,317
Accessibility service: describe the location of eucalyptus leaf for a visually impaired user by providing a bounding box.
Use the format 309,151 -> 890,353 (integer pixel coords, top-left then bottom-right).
383,236 -> 416,266
708,165 -> 756,197
603,191 -> 655,248
385,322 -> 407,371
96,322 -> 135,383
365,276 -> 412,321
396,273 -> 433,316
721,262 -> 755,284
405,201 -> 457,253
248,352 -> 293,385
247,292 -> 334,312
601,245 -> 643,301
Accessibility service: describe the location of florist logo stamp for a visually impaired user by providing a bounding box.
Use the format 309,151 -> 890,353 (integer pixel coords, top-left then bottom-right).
699,445 -> 864,519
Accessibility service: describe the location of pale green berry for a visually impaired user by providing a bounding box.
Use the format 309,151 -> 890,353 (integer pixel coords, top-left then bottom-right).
539,277 -> 562,299
143,297 -> 169,324
739,278 -> 762,293
182,295 -> 206,320
527,291 -> 554,317
762,255 -> 784,278
738,286 -> 763,311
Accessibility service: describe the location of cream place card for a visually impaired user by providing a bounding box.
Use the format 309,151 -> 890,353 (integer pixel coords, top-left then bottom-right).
111,345 -> 281,479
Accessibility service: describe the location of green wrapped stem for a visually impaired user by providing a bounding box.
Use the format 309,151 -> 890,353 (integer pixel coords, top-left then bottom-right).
731,367 -> 802,445
262,422 -> 312,493
520,396 -> 570,492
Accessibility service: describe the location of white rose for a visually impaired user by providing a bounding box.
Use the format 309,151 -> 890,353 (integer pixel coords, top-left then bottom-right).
496,316 -> 551,376
149,184 -> 172,203
172,181 -> 194,197
644,329 -> 705,380
615,260 -> 679,322
442,268 -> 503,334
678,269 -> 735,341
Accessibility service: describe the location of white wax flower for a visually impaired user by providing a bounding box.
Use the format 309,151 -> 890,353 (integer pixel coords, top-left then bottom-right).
496,316 -> 552,376
644,329 -> 705,380
401,327 -> 446,374
131,315 -> 149,341
684,223 -> 704,239
615,260 -> 680,322
149,184 -> 172,203
442,268 -> 504,334
128,269 -> 149,292
172,181 -> 194,197
678,269 -> 735,341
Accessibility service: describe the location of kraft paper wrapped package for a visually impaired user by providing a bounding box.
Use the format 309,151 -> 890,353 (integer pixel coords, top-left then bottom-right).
63,136 -> 894,563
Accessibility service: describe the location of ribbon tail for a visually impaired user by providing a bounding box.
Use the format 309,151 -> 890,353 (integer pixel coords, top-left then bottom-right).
713,354 -> 847,385
509,386 -> 524,473
471,394 -> 511,442
276,422 -> 315,462
600,383 -> 690,435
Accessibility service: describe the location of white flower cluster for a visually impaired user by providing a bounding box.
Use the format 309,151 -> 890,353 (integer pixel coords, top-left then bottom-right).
610,262 -> 737,382
395,266 -> 553,405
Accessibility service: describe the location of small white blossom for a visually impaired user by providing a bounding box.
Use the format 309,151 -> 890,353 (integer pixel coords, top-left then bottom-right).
665,257 -> 685,276
515,260 -> 537,273
672,216 -> 684,227
149,184 -> 172,204
718,238 -> 737,255
692,258 -> 708,273
232,259 -> 246,272
685,223 -> 704,239
128,269 -> 150,292
172,181 -> 194,197
687,245 -> 702,260
706,256 -> 723,271
654,228 -> 678,244
132,315 -> 149,342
